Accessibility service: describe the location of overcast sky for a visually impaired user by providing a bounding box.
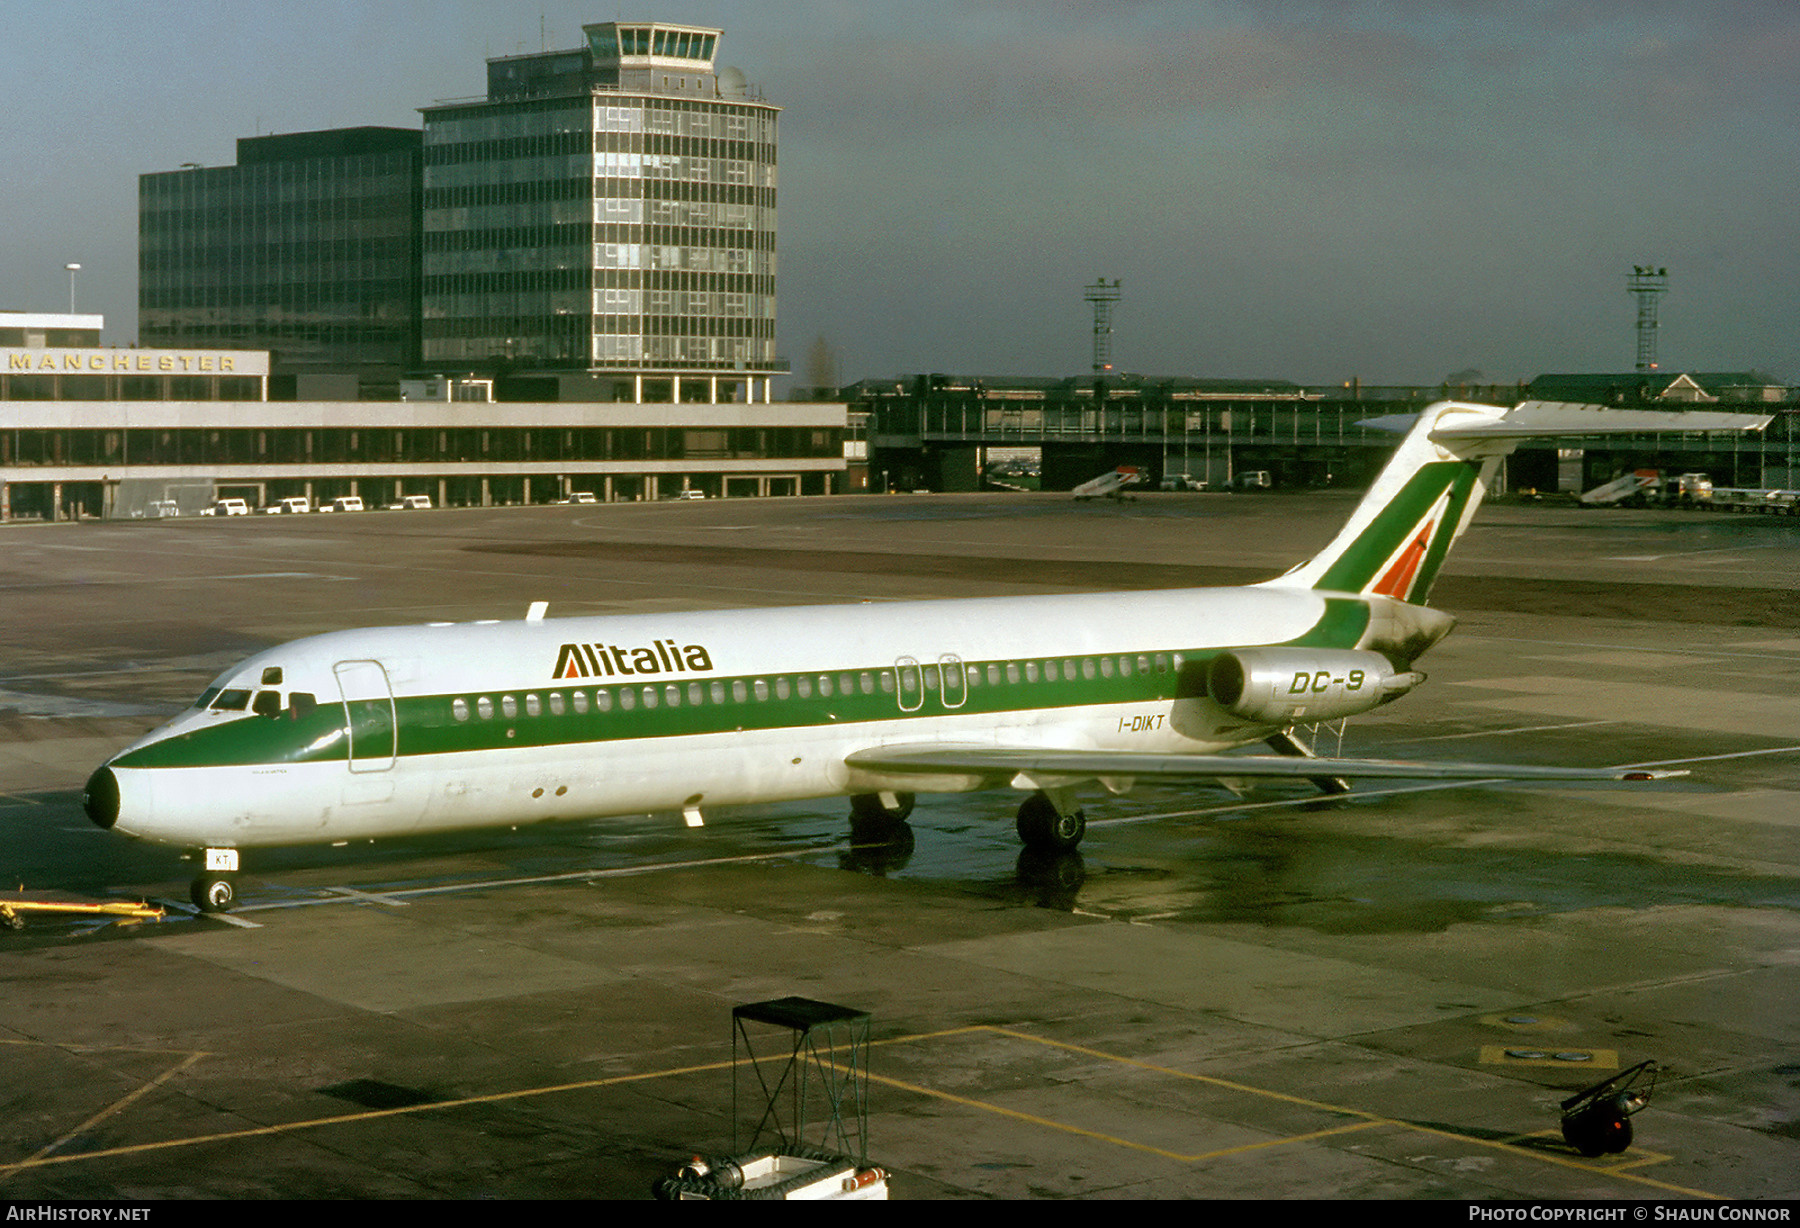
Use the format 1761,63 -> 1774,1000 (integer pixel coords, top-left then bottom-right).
3,1 -> 1794,386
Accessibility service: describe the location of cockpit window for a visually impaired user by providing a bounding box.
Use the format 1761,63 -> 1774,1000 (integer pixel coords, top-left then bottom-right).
211,689 -> 251,711
261,667 -> 284,686
252,691 -> 282,718
289,692 -> 317,719
194,687 -> 221,710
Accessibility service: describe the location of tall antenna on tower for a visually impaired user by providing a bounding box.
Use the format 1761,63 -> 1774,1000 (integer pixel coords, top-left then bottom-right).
1084,278 -> 1121,374
1628,265 -> 1669,372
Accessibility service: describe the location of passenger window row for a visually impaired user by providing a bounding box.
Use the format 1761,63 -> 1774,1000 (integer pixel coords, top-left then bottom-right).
447,652 -> 1179,723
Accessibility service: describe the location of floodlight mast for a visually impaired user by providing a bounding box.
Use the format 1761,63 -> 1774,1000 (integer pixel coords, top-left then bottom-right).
1084,278 -> 1121,374
1628,265 -> 1669,373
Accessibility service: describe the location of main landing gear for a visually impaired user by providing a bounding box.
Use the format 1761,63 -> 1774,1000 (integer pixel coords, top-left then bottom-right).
848,791 -> 914,843
848,789 -> 1088,853
1015,791 -> 1086,853
190,848 -> 240,913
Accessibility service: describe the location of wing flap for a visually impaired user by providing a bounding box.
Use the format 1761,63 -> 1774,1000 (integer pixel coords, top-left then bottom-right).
844,743 -> 1684,783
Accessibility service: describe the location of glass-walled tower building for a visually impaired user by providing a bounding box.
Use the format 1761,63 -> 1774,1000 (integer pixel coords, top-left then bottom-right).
419,21 -> 781,403
139,128 -> 423,396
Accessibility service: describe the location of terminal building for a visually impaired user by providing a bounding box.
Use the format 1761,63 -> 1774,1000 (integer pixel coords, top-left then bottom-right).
46,19 -> 841,523
851,372 -> 1796,495
0,313 -> 842,523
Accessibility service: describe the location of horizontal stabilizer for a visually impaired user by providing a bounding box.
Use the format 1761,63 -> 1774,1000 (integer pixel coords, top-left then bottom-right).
845,744 -> 1684,784
1360,401 -> 1773,439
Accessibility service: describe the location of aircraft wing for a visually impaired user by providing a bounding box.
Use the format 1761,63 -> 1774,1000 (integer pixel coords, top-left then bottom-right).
844,743 -> 1684,785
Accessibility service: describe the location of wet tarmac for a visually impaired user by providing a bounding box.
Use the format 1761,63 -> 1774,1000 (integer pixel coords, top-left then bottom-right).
0,493 -> 1796,1199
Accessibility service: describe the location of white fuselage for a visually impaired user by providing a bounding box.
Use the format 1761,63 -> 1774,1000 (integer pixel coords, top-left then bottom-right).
97,584 -> 1385,850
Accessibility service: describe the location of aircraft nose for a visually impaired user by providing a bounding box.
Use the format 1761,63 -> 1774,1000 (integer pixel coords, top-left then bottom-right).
83,765 -> 120,830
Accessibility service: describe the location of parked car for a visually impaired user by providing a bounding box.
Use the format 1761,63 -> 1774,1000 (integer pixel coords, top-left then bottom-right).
672,489 -> 706,500
264,496 -> 311,514
558,491 -> 597,504
201,498 -> 250,516
327,495 -> 365,513
386,494 -> 433,510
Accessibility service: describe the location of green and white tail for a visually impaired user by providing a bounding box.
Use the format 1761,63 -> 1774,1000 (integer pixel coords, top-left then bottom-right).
1264,398 -> 1775,606
1264,401 -> 1513,605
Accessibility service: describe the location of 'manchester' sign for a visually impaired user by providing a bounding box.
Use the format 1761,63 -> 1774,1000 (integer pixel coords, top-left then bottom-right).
2,348 -> 271,377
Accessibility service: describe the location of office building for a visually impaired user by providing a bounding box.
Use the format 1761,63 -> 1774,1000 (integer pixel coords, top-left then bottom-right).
419,20 -> 781,403
139,127 -> 423,396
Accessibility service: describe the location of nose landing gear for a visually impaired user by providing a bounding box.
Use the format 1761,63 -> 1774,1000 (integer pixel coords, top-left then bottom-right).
192,875 -> 237,913
190,848 -> 241,914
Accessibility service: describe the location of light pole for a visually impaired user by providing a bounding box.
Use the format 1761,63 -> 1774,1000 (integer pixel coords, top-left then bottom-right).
64,263 -> 80,313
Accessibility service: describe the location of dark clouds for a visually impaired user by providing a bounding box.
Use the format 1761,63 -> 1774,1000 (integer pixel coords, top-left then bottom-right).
1,1 -> 1792,385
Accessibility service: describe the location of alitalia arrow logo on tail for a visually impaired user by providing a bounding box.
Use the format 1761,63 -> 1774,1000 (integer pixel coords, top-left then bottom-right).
554,640 -> 716,680
1370,516 -> 1439,600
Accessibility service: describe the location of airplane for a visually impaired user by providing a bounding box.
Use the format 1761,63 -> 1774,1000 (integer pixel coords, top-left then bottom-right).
82,400 -> 1772,913
1072,465 -> 1143,501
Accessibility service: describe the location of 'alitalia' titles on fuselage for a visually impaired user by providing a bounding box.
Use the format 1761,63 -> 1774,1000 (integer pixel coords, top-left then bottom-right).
554,639 -> 716,681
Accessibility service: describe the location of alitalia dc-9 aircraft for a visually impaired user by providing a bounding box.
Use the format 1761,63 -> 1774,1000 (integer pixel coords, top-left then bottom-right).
83,401 -> 1770,912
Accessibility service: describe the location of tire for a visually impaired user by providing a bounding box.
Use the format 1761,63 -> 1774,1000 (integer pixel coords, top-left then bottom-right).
1015,792 -> 1086,852
192,875 -> 236,913
848,791 -> 914,842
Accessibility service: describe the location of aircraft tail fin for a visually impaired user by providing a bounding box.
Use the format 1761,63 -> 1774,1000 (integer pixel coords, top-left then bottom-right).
1264,401 -> 1507,604
1263,399 -> 1772,604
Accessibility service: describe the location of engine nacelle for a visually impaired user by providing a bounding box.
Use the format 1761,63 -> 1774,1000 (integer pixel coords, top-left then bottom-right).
1207,649 -> 1422,725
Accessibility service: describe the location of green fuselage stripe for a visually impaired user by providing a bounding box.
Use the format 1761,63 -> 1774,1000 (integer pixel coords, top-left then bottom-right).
115,600 -> 1373,771
1314,462 -> 1472,596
